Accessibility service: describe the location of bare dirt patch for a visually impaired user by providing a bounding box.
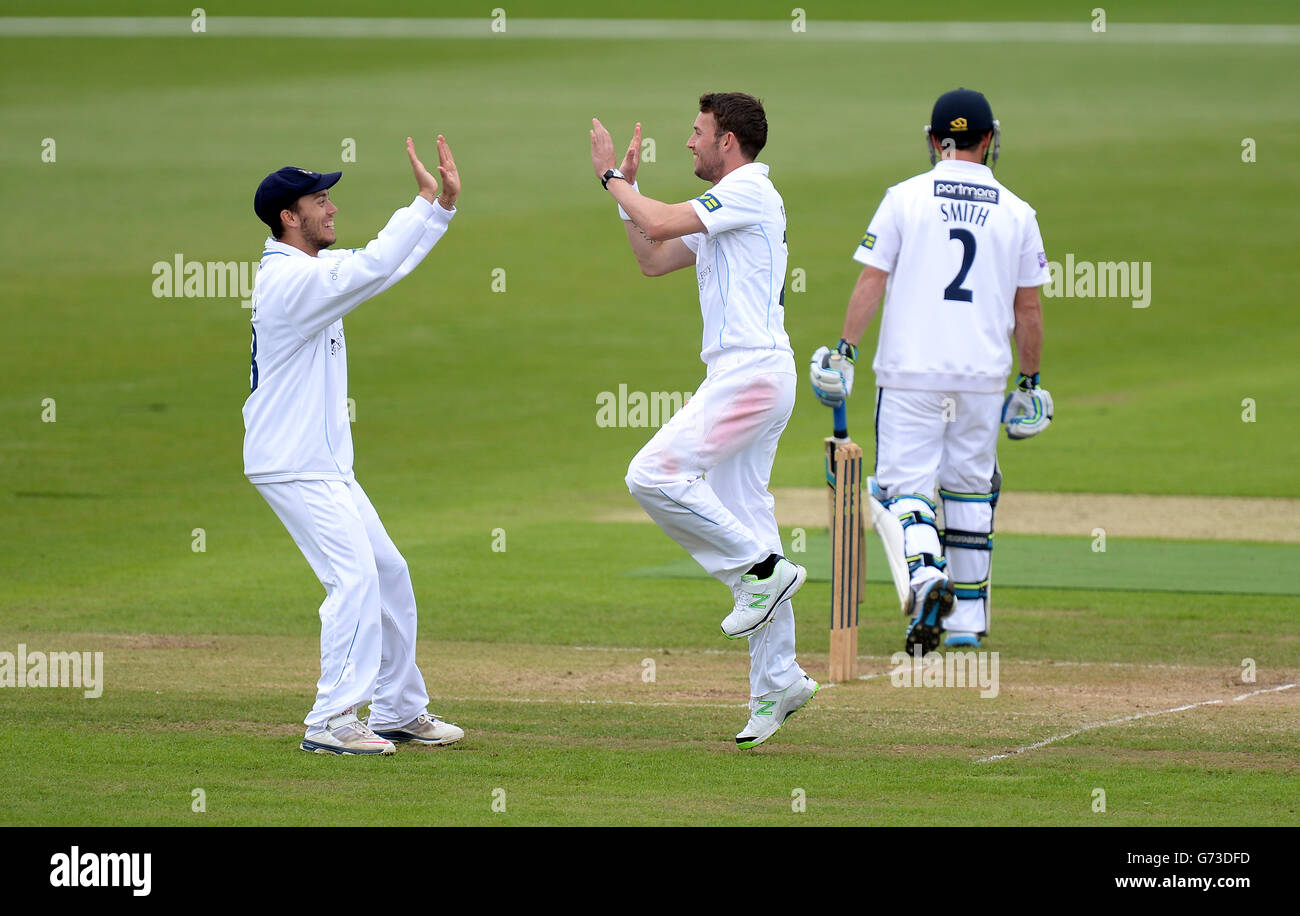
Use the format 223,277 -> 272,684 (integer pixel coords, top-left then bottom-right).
104,634 -> 220,650
18,634 -> 1292,765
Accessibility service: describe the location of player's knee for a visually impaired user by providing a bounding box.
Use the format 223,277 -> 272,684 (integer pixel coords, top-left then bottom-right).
332,556 -> 381,602
374,549 -> 409,583
626,447 -> 689,493
625,453 -> 660,494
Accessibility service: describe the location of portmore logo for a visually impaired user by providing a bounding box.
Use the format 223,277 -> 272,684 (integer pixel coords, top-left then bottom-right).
0,644 -> 104,698
49,847 -> 151,896
933,181 -> 999,204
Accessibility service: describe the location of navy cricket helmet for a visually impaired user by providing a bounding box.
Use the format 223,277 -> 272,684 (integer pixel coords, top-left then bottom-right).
925,88 -> 1000,166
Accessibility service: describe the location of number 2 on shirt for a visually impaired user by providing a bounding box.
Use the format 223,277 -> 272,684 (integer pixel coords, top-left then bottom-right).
944,228 -> 976,302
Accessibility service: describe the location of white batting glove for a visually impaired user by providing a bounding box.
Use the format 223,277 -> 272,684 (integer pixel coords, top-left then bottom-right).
1002,372 -> 1054,439
809,341 -> 856,407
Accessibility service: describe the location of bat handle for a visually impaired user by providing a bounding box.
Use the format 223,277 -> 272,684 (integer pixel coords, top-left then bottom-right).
832,402 -> 848,441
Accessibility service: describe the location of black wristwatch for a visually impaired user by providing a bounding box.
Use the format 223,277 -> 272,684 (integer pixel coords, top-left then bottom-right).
601,168 -> 626,190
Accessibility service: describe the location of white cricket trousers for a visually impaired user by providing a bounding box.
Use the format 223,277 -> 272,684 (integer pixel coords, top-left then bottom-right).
254,477 -> 430,730
874,387 -> 1002,635
625,348 -> 805,697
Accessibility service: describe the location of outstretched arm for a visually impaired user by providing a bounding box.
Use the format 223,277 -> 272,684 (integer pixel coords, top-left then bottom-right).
376,135 -> 461,294
282,137 -> 459,336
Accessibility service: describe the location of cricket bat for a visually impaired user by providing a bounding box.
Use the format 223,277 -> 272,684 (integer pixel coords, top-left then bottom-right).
824,396 -> 866,684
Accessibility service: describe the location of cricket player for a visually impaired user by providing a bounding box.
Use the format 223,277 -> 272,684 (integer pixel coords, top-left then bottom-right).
590,92 -> 817,748
810,88 -> 1053,652
245,136 -> 465,755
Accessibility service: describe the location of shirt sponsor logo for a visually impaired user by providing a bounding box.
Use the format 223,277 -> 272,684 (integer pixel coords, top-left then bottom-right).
697,193 -> 722,212
933,180 -> 999,204
697,260 -> 713,292
860,231 -> 877,250
1037,251 -> 1048,268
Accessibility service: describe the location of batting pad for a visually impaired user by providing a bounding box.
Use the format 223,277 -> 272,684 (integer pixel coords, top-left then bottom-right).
889,494 -> 945,593
941,490 -> 994,634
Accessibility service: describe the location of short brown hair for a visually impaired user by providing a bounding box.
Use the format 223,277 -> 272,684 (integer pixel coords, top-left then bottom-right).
699,92 -> 767,160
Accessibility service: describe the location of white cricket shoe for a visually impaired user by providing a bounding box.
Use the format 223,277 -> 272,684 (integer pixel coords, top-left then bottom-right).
301,707 -> 396,756
736,675 -> 820,748
371,712 -> 465,747
721,557 -> 806,639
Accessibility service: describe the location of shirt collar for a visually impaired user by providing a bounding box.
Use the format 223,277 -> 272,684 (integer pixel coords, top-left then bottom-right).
261,237 -> 313,258
933,159 -> 993,178
717,161 -> 769,184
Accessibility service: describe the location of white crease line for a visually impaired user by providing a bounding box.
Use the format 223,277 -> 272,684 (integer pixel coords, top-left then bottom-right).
1233,682 -> 1298,701
976,699 -> 1225,762
976,685 -> 1299,762
2,18 -> 1298,44
821,673 -> 889,689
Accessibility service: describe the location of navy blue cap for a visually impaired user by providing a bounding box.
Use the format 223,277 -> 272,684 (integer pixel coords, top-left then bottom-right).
254,167 -> 342,231
929,88 -> 995,139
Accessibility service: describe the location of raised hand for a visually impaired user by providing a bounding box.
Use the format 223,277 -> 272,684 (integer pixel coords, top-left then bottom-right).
435,134 -> 459,209
407,136 -> 439,204
590,117 -> 617,180
619,123 -> 642,185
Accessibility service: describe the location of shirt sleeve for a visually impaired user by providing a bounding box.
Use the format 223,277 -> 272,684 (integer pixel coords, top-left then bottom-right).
851,188 -> 900,273
680,232 -> 703,254
375,200 -> 455,296
1018,210 -> 1051,287
687,175 -> 765,235
278,196 -> 451,339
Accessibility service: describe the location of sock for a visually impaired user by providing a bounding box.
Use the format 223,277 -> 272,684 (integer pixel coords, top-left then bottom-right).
746,554 -> 779,579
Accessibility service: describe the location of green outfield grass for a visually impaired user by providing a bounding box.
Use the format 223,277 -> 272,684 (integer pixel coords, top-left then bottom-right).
1,3 -> 1297,826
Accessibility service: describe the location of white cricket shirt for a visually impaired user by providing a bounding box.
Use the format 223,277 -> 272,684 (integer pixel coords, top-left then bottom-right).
853,159 -> 1049,393
682,162 -> 792,366
242,195 -> 454,483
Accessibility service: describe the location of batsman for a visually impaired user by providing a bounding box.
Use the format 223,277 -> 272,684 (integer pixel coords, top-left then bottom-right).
810,88 -> 1053,652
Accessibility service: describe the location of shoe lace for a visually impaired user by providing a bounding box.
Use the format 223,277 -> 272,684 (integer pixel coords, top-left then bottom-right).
334,718 -> 378,740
